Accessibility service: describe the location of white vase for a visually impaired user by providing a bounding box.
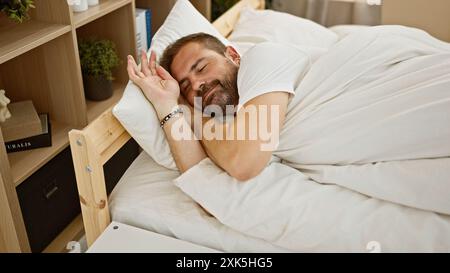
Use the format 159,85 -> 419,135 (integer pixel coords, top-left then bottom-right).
87,0 -> 99,6
70,0 -> 88,13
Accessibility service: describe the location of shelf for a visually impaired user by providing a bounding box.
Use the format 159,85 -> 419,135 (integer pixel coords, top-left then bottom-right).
0,20 -> 71,65
8,120 -> 74,187
86,82 -> 126,123
73,0 -> 132,28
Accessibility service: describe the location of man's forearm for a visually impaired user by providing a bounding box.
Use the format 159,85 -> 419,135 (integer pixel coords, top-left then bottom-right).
158,104 -> 207,173
194,92 -> 289,180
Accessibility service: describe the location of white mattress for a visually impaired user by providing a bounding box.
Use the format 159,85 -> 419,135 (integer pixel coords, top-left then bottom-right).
109,151 -> 287,252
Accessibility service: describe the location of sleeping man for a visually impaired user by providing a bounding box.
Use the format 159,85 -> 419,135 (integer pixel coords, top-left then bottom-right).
127,32 -> 309,181
127,28 -> 450,216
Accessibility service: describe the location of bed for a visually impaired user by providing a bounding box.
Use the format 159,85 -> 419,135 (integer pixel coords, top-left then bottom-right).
69,0 -> 450,252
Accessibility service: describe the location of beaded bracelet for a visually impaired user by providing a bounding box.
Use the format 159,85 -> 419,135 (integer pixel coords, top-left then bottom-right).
160,107 -> 183,128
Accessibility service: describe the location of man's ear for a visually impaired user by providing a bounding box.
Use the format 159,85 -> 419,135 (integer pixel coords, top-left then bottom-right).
225,46 -> 241,65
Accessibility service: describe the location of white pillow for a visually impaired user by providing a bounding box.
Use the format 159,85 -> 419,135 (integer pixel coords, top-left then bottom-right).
228,6 -> 339,49
113,0 -> 229,170
150,0 -> 230,59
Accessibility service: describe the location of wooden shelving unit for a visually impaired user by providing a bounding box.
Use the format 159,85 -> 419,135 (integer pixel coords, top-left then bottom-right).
0,0 -> 137,253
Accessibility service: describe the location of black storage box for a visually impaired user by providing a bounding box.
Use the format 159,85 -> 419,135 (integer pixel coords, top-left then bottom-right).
17,139 -> 139,252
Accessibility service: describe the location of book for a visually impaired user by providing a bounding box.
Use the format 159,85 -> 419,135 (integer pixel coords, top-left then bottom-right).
5,113 -> 52,153
145,9 -> 152,50
0,100 -> 42,142
135,8 -> 148,57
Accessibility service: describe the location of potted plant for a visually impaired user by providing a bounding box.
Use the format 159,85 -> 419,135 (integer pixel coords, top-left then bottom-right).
78,38 -> 120,101
0,0 -> 35,23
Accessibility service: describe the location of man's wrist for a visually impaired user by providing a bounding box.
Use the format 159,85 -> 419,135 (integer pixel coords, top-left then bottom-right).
155,101 -> 179,120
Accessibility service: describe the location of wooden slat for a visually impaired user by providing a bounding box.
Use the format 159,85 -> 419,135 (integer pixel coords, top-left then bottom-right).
69,130 -> 110,246
100,131 -> 131,165
83,106 -> 128,156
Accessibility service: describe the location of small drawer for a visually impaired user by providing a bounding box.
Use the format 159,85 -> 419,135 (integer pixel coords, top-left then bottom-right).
17,147 -> 80,253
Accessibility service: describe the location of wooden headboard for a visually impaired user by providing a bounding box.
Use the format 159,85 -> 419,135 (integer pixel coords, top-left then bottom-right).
69,0 -> 265,247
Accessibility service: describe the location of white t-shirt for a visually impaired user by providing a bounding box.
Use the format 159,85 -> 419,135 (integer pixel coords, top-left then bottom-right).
237,42 -> 322,107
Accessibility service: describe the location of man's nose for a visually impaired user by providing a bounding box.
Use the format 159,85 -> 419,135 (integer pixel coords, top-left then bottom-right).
192,80 -> 206,94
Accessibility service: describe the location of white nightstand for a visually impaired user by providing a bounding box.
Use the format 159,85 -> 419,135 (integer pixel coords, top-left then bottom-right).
87,222 -> 220,253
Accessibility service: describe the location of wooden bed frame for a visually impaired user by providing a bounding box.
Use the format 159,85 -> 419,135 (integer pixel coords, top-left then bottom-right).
68,0 -> 265,247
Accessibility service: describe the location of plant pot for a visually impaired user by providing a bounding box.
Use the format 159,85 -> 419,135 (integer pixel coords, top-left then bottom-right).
83,75 -> 113,101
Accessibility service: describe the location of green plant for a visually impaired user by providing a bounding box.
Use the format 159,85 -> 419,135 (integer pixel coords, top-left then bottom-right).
0,0 -> 35,23
78,39 -> 121,81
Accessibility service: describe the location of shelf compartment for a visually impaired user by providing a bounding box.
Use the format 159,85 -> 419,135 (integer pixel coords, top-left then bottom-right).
0,33 -> 87,128
0,20 -> 71,65
8,120 -> 73,187
76,2 -> 136,90
73,0 -> 133,28
86,82 -> 126,123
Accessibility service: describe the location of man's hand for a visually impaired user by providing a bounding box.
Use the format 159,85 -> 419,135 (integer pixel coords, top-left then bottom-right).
127,50 -> 180,118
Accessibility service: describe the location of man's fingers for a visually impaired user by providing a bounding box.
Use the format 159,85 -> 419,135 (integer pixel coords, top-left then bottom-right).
140,50 -> 151,76
127,58 -> 140,82
156,65 -> 174,81
128,55 -> 145,78
149,50 -> 157,75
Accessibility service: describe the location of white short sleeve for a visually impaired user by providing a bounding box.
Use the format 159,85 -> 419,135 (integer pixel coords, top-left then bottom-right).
237,42 -> 312,107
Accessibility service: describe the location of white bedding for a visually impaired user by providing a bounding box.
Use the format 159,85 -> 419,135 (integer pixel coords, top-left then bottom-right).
110,25 -> 450,252
109,151 -> 287,252
110,151 -> 450,252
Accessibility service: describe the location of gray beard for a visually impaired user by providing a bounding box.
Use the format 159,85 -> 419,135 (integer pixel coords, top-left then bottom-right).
204,64 -> 239,117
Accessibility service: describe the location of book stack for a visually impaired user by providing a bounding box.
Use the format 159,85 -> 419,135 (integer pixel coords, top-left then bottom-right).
0,101 -> 52,153
5,113 -> 52,153
135,8 -> 152,57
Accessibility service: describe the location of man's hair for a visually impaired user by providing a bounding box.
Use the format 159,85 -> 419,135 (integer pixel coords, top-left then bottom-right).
159,33 -> 226,74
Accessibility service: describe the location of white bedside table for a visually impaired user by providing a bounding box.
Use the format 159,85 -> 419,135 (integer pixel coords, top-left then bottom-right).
87,222 -> 220,253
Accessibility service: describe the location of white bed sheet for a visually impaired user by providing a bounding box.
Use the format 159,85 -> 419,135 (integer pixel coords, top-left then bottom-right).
109,151 -> 287,252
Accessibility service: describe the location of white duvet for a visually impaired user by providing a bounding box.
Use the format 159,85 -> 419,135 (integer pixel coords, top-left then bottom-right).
175,26 -> 450,251
112,26 -> 450,252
